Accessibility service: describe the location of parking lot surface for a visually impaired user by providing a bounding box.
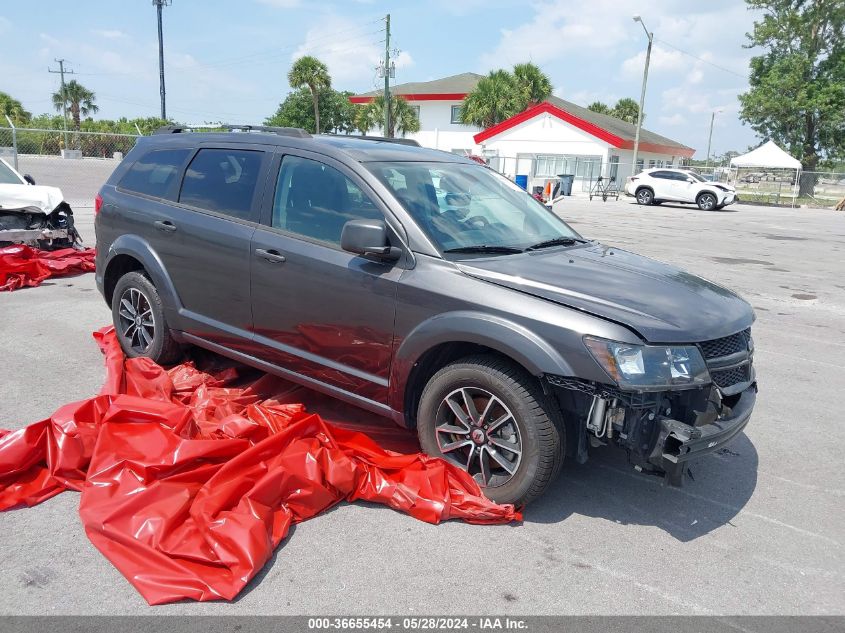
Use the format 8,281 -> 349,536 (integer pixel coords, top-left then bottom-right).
1,197 -> 843,615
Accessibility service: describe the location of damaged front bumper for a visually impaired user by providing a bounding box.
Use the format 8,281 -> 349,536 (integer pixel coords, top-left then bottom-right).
0,203 -> 81,250
650,383 -> 756,485
547,374 -> 757,486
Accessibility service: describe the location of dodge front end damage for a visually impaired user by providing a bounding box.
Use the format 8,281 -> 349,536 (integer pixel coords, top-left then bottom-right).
549,328 -> 756,485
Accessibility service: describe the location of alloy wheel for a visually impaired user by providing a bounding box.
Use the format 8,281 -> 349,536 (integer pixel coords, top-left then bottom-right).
699,194 -> 717,210
117,287 -> 155,354
636,189 -> 652,205
434,386 -> 523,487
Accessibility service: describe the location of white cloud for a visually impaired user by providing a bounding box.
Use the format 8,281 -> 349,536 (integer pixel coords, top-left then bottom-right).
621,45 -> 687,76
92,29 -> 128,40
291,16 -> 413,85
659,113 -> 687,126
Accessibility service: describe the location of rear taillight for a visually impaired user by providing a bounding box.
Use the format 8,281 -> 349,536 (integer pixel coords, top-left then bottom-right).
94,193 -> 103,215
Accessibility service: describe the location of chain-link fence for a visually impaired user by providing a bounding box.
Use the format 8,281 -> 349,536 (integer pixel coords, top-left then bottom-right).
0,126 -> 140,208
484,153 -> 843,209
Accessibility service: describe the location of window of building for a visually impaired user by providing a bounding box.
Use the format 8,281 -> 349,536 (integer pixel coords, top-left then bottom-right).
636,159 -> 645,173
609,155 -> 620,182
410,105 -> 421,121
535,155 -> 602,180
648,159 -> 658,168
119,148 -> 191,199
272,155 -> 382,246
179,148 -> 263,221
450,105 -> 462,124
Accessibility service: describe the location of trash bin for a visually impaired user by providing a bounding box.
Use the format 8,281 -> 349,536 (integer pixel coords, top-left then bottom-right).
558,174 -> 575,196
515,174 -> 528,190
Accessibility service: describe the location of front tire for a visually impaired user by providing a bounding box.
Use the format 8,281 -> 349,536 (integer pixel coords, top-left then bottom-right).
417,355 -> 564,506
697,192 -> 718,210
111,271 -> 182,364
635,188 -> 654,205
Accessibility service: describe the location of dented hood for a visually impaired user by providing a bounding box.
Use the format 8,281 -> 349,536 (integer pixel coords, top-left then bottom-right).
456,243 -> 754,343
0,184 -> 65,214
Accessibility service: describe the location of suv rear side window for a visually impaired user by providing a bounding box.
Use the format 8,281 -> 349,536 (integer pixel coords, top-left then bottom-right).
119,148 -> 190,198
272,155 -> 382,246
179,148 -> 263,221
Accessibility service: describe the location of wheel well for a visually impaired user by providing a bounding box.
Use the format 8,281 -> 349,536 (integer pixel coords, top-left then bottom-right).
402,342 -> 539,428
103,254 -> 146,305
697,190 -> 717,200
635,186 -> 653,196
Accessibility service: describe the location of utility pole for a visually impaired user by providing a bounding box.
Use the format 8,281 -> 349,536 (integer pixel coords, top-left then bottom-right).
383,14 -> 391,137
631,15 -> 652,177
152,0 -> 171,121
705,109 -> 722,168
48,59 -> 74,150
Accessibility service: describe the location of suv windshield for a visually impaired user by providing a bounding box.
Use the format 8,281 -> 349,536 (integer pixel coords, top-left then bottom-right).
366,161 -> 581,256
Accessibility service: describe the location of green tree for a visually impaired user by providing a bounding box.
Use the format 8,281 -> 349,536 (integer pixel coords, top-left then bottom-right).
611,97 -> 642,124
355,95 -> 420,137
52,80 -> 99,130
512,62 -> 552,107
460,69 -> 522,128
739,0 -> 845,195
0,92 -> 31,124
287,56 -> 331,134
266,87 -> 357,134
587,101 -> 611,115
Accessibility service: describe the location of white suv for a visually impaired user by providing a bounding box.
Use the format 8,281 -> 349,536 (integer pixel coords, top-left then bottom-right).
624,168 -> 736,211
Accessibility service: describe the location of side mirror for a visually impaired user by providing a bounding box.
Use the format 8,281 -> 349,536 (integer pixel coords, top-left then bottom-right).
23,174 -> 36,185
341,219 -> 401,261
686,178 -> 695,183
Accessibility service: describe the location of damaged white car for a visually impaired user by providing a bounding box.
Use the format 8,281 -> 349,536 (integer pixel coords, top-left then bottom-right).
0,157 -> 80,249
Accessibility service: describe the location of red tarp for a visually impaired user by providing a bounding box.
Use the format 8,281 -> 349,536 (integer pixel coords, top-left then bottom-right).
0,328 -> 519,605
0,244 -> 96,291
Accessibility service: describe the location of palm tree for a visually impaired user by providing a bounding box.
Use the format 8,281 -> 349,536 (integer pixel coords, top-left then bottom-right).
460,70 -> 521,128
356,95 -> 420,137
287,56 -> 331,134
587,101 -> 612,115
0,92 -> 31,124
512,62 -> 552,107
52,80 -> 99,129
611,97 -> 642,124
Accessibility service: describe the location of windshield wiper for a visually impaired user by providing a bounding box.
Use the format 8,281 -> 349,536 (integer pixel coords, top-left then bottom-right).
443,245 -> 524,255
525,237 -> 584,251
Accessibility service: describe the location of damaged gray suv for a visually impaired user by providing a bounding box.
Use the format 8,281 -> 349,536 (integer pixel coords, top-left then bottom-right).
95,125 -> 757,506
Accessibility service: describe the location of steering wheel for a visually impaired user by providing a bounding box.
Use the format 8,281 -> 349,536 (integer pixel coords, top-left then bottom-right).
463,215 -> 490,230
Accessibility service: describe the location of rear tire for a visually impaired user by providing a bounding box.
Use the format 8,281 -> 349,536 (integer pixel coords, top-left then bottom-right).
697,192 -> 718,210
111,271 -> 182,365
417,355 -> 564,506
635,188 -> 654,205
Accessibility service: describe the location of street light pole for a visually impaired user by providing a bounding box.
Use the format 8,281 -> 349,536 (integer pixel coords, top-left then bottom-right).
631,15 -> 652,177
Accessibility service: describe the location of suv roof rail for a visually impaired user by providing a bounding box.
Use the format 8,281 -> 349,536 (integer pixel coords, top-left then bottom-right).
329,134 -> 420,147
153,124 -> 311,138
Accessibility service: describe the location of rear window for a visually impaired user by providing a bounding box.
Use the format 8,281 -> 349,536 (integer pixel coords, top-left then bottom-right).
119,148 -> 190,198
178,148 -> 262,221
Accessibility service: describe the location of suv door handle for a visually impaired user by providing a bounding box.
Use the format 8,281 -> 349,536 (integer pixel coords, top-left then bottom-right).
255,248 -> 286,264
154,220 -> 177,233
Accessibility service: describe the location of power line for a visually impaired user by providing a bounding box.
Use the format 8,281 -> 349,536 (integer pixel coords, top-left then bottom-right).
655,38 -> 748,79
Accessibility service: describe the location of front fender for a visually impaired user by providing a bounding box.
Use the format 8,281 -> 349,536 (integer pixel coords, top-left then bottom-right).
104,234 -> 184,329
389,310 -> 574,413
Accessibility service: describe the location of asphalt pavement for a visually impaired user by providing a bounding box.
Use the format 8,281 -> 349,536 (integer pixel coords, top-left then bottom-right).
0,196 -> 843,615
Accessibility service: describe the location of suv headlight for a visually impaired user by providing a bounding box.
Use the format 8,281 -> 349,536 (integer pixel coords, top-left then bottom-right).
584,336 -> 710,390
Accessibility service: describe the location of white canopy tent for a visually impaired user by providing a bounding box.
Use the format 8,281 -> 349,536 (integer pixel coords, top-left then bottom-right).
730,141 -> 802,207
730,141 -> 802,170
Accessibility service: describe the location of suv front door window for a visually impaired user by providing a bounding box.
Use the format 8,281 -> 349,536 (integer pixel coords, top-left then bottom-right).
250,153 -> 402,406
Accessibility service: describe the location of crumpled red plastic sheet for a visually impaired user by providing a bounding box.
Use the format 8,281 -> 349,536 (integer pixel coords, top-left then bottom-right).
0,328 -> 520,605
0,244 -> 96,291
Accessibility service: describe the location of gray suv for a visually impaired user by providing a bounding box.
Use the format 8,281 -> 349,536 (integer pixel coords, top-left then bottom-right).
95,125 -> 757,506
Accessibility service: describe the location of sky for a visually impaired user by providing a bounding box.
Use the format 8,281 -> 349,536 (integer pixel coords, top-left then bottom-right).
0,0 -> 765,158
